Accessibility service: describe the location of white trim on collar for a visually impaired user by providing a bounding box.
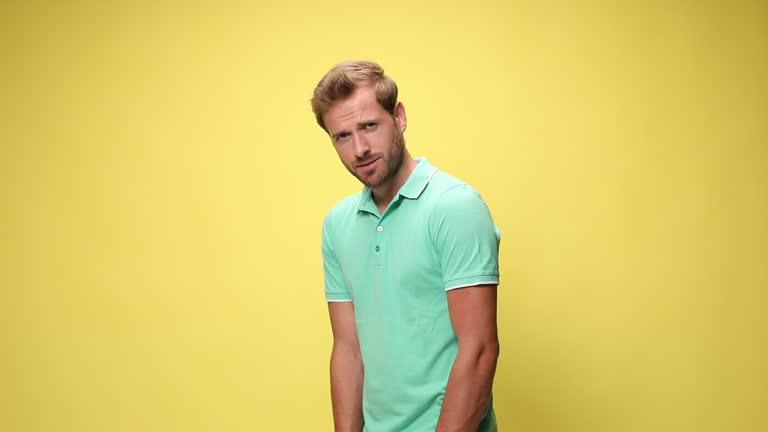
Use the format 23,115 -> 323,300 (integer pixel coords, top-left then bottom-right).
413,167 -> 439,198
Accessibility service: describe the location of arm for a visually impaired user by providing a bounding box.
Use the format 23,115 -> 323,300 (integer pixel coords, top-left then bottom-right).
435,285 -> 499,432
328,301 -> 364,432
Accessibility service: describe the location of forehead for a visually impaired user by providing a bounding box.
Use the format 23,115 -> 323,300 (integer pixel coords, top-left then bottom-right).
324,86 -> 387,131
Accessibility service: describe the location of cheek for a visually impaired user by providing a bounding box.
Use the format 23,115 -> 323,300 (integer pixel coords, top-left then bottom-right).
372,130 -> 393,150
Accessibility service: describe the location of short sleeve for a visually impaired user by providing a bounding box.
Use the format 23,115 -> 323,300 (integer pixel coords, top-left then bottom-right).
321,212 -> 352,302
429,184 -> 501,291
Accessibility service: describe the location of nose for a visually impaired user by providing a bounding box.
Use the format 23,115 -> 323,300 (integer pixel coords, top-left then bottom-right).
352,134 -> 370,158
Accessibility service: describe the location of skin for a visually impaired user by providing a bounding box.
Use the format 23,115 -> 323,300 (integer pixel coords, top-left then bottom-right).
436,286 -> 499,432
322,85 -> 499,432
323,85 -> 416,214
328,301 -> 363,432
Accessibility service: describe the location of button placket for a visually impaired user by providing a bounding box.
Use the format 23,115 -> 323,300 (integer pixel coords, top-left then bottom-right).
374,224 -> 383,256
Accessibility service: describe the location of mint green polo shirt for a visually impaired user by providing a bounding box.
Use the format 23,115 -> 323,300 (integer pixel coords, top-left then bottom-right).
321,158 -> 500,432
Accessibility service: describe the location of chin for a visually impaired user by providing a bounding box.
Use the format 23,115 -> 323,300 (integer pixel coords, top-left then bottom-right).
369,176 -> 390,189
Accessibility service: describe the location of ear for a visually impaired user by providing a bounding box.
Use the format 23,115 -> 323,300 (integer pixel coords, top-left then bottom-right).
393,101 -> 407,133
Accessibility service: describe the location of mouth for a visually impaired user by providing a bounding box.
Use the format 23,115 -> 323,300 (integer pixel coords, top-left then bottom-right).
356,158 -> 379,170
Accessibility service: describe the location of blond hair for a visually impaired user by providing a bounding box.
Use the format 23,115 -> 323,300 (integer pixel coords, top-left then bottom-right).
311,60 -> 398,132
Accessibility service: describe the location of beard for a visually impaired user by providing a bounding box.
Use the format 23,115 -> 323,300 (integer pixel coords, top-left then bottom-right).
347,128 -> 406,189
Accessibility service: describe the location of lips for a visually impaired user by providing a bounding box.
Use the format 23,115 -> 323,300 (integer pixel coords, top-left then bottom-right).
357,158 -> 379,169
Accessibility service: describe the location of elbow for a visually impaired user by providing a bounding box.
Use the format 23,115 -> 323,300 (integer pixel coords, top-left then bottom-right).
483,340 -> 500,365
460,339 -> 500,368
478,341 -> 500,377
331,340 -> 362,363
490,340 -> 501,357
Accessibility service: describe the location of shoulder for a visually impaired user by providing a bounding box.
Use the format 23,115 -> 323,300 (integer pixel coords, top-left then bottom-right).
425,170 -> 490,214
422,169 -> 499,239
321,192 -> 362,252
323,191 -> 363,227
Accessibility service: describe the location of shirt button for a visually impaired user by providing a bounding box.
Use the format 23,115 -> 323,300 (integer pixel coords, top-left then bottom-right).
375,245 -> 380,252
376,226 -> 383,232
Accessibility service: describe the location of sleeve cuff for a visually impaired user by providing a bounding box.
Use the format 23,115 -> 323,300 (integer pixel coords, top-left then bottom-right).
444,275 -> 499,291
325,292 -> 352,302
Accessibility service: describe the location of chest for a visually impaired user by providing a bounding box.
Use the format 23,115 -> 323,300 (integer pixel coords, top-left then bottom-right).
335,202 -> 445,314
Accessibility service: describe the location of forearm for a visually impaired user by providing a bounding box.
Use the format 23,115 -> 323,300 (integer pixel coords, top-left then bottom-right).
435,343 -> 499,432
330,344 -> 364,432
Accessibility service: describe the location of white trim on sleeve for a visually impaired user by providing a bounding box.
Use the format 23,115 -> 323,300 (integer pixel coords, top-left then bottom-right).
326,298 -> 353,302
444,280 -> 499,291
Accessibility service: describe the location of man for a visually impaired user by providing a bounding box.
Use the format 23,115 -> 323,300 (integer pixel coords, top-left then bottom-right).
312,60 -> 501,432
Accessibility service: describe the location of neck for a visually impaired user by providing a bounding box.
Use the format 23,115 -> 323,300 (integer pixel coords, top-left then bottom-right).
371,151 -> 417,214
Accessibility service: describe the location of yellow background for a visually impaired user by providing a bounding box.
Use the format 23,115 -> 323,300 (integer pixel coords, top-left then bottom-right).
2,1 -> 766,431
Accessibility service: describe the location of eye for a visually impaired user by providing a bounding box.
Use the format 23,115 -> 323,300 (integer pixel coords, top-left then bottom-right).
335,132 -> 350,143
364,122 -> 377,130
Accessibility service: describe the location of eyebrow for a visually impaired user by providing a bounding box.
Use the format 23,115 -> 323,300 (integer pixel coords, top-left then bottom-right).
331,118 -> 381,139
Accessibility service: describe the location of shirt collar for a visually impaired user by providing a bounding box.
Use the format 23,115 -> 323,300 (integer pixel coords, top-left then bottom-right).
397,157 -> 438,199
356,157 -> 438,214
